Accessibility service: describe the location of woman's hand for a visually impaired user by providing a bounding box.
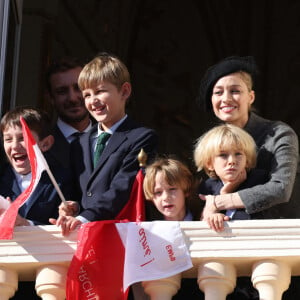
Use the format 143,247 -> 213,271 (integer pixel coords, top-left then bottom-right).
220,169 -> 247,194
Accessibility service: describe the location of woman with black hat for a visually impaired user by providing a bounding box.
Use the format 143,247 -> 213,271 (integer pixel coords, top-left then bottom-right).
198,56 -> 298,222
197,56 -> 299,300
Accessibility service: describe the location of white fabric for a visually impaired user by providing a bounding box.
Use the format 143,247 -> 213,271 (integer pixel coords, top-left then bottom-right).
116,221 -> 193,291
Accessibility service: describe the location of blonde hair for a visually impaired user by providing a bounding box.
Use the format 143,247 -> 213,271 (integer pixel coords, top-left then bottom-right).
194,124 -> 257,178
78,53 -> 130,91
143,158 -> 194,201
236,71 -> 253,91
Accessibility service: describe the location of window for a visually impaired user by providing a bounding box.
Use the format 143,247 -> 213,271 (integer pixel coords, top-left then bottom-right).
0,0 -> 22,116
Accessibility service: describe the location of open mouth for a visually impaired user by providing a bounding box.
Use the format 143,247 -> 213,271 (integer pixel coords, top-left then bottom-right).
12,153 -> 28,164
163,204 -> 174,209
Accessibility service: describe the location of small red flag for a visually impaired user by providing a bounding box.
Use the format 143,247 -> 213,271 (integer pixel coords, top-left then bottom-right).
116,169 -> 145,222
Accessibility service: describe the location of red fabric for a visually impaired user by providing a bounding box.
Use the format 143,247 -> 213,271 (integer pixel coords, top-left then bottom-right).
116,169 -> 145,222
66,168 -> 146,299
66,220 -> 126,300
0,117 -> 46,240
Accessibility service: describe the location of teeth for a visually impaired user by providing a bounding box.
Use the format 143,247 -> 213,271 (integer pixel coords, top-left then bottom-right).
221,106 -> 235,112
13,154 -> 27,160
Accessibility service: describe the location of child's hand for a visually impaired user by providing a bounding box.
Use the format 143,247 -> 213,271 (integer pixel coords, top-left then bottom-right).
199,194 -> 218,220
206,213 -> 230,232
49,215 -> 82,236
14,214 -> 31,226
220,169 -> 247,194
59,201 -> 79,217
0,197 -> 11,216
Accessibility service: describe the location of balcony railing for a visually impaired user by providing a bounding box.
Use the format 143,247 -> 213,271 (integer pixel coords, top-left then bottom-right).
0,219 -> 300,300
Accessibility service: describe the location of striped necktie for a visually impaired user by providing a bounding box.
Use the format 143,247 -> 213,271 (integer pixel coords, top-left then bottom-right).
93,132 -> 111,167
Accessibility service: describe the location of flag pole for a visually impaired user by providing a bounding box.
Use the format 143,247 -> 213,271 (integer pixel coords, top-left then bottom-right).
44,164 -> 67,204
137,148 -> 147,168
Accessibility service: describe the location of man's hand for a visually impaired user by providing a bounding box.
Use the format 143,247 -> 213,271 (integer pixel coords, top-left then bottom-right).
220,170 -> 247,194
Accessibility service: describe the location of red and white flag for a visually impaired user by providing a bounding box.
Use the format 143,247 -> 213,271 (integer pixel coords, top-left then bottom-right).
0,117 -> 64,239
66,169 -> 192,300
66,221 -> 192,300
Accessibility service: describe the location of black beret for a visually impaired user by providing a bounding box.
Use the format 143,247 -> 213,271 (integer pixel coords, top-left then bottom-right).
198,56 -> 258,111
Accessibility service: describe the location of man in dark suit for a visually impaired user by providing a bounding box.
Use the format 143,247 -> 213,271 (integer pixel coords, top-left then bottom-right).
45,57 -> 93,168
50,53 -> 158,236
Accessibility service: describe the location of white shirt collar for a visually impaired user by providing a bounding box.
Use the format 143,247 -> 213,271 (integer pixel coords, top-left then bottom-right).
13,170 -> 32,192
57,118 -> 92,143
97,114 -> 127,136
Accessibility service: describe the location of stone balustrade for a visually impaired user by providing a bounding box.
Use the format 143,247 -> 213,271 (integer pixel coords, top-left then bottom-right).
0,219 -> 300,299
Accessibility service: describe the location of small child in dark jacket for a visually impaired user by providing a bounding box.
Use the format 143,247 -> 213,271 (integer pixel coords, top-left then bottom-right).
194,124 -> 268,232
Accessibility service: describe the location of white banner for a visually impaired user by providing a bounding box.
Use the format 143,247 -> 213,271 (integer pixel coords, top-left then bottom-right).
116,221 -> 193,290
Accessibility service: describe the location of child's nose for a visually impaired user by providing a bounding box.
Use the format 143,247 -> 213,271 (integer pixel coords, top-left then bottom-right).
228,155 -> 236,164
162,191 -> 170,200
91,95 -> 100,104
11,140 -> 20,149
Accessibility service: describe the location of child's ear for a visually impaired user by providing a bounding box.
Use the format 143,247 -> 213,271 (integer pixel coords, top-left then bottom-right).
206,160 -> 214,172
38,135 -> 54,152
184,191 -> 190,198
121,82 -> 131,100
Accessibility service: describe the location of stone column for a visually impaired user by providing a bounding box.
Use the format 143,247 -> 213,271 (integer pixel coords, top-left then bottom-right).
252,260 -> 291,300
0,267 -> 18,300
142,273 -> 181,300
35,265 -> 68,300
198,261 -> 236,300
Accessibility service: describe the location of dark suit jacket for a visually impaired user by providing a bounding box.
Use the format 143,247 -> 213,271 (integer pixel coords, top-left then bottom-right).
198,169 -> 269,219
48,125 -> 71,169
0,154 -> 73,225
71,116 -> 158,222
